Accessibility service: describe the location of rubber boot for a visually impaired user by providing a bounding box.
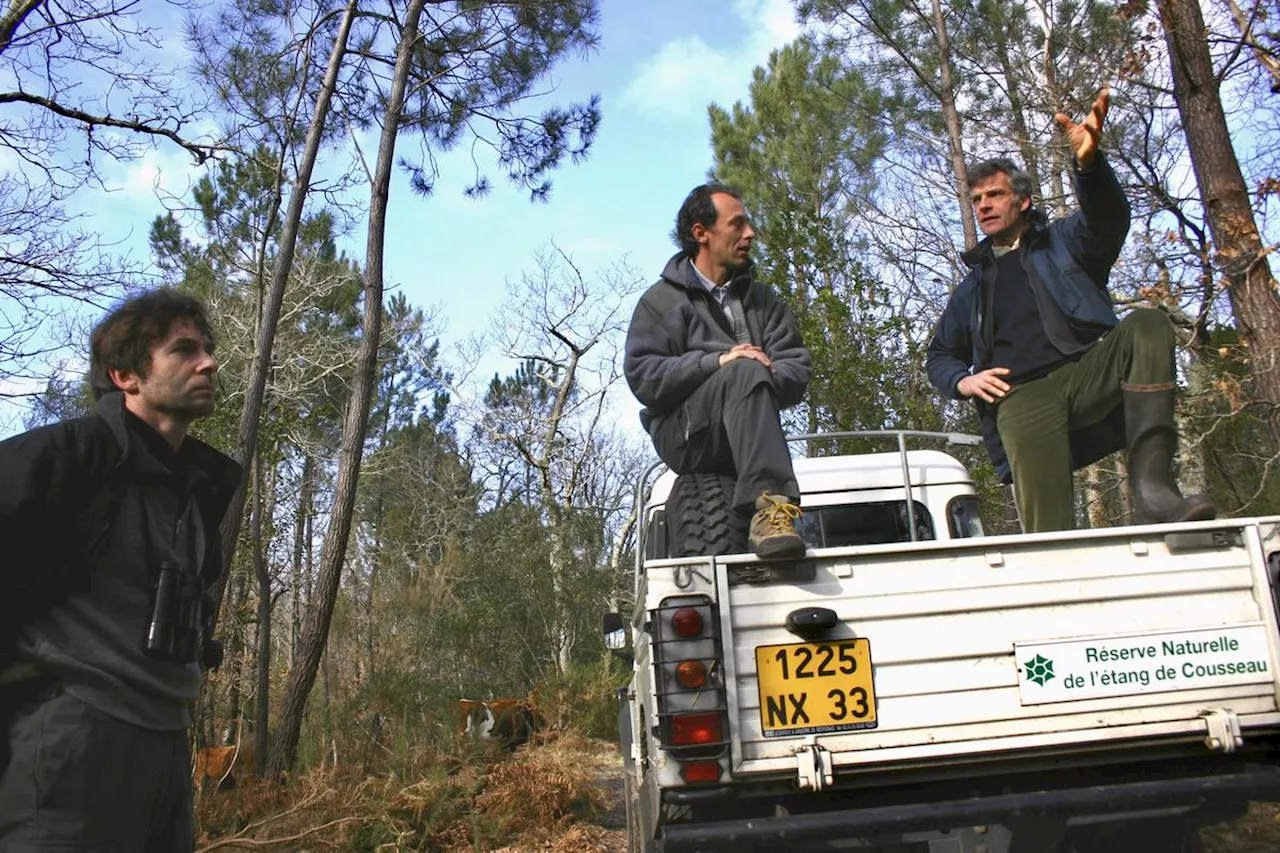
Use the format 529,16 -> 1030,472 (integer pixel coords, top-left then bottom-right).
1124,387 -> 1216,524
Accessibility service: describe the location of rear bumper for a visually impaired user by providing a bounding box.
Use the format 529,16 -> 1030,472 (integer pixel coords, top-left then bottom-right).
661,763 -> 1280,852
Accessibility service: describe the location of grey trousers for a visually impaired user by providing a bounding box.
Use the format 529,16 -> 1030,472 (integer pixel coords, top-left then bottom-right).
0,681 -> 193,853
648,358 -> 799,511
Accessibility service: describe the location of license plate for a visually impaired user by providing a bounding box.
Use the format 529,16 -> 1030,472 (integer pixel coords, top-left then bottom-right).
755,639 -> 877,737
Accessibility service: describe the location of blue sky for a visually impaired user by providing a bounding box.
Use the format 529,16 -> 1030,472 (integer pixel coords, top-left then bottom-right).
69,0 -> 801,420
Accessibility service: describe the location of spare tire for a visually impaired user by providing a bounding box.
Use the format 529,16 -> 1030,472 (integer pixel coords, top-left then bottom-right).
665,472 -> 749,557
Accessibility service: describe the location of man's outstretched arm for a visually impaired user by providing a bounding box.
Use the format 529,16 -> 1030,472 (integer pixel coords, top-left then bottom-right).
1055,84 -> 1131,276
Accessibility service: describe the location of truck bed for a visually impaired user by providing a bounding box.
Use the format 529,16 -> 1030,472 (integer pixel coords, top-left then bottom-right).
645,517 -> 1280,783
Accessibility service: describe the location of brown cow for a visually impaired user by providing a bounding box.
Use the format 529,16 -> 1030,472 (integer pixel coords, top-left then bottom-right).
458,698 -> 543,749
193,739 -> 256,792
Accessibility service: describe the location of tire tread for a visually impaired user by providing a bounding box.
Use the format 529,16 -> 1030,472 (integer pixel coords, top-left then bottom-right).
667,473 -> 748,557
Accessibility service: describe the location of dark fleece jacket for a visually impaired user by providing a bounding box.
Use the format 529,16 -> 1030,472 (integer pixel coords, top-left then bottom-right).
0,392 -> 241,729
624,253 -> 811,432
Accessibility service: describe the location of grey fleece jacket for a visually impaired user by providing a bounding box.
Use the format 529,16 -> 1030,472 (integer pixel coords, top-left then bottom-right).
624,253 -> 811,431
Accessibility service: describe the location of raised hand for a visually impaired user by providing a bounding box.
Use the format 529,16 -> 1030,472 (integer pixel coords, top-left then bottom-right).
1054,84 -> 1110,168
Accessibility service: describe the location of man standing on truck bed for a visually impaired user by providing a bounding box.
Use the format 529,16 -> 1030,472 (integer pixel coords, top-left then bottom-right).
625,183 -> 812,558
925,85 -> 1215,532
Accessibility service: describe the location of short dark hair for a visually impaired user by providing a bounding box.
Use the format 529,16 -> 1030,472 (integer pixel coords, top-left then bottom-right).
89,289 -> 215,400
967,157 -> 1035,203
672,182 -> 744,258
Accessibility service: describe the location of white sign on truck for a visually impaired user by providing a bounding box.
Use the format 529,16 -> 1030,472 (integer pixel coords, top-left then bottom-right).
1015,623 -> 1275,704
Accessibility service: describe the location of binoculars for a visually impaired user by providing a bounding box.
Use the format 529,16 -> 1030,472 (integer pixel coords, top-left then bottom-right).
143,559 -> 217,666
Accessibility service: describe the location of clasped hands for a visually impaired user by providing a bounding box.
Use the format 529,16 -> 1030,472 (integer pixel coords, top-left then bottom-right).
719,344 -> 774,372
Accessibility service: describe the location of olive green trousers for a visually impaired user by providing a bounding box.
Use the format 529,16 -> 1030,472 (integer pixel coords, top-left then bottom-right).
995,309 -> 1176,533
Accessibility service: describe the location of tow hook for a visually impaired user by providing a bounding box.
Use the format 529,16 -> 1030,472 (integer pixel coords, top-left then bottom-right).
794,743 -> 834,791
1201,708 -> 1243,752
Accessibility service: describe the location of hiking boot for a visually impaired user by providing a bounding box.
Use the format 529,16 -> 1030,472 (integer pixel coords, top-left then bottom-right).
749,492 -> 806,559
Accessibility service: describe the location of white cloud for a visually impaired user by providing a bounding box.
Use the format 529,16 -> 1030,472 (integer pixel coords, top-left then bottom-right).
737,0 -> 803,45
624,0 -> 801,122
0,144 -> 22,175
114,147 -> 204,205
54,142 -> 210,265
624,36 -> 742,121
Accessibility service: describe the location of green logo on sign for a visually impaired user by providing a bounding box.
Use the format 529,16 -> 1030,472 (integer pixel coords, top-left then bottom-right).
1024,654 -> 1055,686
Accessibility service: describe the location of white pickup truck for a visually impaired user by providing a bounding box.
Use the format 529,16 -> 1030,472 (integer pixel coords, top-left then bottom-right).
607,431 -> 1280,853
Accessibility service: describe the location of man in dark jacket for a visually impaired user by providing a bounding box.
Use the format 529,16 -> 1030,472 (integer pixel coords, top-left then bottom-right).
926,86 -> 1213,532
625,183 -> 812,557
0,290 -> 242,852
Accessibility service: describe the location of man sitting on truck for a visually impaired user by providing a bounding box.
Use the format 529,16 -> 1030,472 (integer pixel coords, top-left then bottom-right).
925,85 -> 1215,532
624,183 -> 812,558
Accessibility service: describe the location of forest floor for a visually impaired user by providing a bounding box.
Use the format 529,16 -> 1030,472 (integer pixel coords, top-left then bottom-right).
194,734 -> 1280,852
1200,802 -> 1280,851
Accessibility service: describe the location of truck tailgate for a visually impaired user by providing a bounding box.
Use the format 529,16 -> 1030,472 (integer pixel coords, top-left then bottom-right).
718,520 -> 1280,776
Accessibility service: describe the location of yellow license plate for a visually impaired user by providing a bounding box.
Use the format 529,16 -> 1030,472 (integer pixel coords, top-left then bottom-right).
755,639 -> 877,737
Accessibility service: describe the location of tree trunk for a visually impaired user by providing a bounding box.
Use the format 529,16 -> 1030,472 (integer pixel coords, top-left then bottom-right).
321,648 -> 334,767
1040,13 -> 1068,208
304,469 -> 314,610
289,454 -> 312,671
1157,0 -> 1280,451
608,506 -> 637,611
537,343 -> 588,675
267,0 -> 427,776
931,0 -> 977,249
222,566 -> 248,739
251,457 -> 272,774
548,517 -> 573,674
985,4 -> 1042,190
213,0 -> 359,622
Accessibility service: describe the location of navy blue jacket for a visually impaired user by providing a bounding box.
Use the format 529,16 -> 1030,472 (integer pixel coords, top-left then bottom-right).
925,156 -> 1131,482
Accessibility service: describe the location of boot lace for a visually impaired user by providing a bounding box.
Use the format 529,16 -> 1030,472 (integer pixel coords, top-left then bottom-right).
758,496 -> 802,534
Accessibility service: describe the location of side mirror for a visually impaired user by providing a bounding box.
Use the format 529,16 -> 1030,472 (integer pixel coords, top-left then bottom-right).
602,611 -> 626,650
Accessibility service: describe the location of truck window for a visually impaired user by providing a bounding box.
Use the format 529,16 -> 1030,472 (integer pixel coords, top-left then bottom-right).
946,495 -> 984,539
795,501 -> 934,548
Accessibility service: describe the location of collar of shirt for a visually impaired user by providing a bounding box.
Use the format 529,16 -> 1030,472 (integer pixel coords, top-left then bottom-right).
690,261 -> 731,307
991,236 -> 1021,259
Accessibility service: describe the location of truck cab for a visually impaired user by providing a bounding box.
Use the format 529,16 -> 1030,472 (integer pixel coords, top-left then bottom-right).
642,445 -> 985,562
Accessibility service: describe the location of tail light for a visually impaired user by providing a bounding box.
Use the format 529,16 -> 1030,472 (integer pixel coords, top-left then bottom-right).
680,760 -> 723,783
669,711 -> 722,745
672,607 -> 703,637
675,660 -> 706,688
652,595 -> 730,768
